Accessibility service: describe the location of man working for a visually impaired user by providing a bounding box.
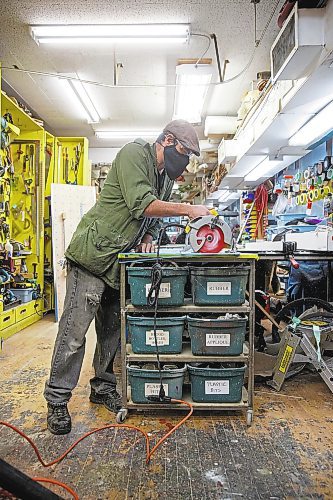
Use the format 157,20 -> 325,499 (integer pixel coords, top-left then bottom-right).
44,119 -> 210,434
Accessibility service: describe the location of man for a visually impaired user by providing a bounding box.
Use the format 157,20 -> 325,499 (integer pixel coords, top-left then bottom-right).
44,119 -> 210,435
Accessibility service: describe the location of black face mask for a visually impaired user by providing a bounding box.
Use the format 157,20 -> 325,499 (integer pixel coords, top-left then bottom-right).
163,145 -> 189,180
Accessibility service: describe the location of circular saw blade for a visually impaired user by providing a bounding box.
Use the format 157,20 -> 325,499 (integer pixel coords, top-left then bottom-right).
195,224 -> 225,253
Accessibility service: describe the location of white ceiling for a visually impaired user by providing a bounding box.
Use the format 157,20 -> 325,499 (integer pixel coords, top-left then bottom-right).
0,0 -> 284,147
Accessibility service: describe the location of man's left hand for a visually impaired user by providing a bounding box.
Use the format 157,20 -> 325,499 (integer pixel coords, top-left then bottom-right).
136,233 -> 156,253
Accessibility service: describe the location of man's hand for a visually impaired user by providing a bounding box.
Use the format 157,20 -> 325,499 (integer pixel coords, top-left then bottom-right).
136,233 -> 156,253
186,204 -> 211,220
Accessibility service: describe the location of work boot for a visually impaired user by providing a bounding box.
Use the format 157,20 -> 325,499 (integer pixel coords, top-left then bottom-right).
89,387 -> 122,413
47,403 -> 71,435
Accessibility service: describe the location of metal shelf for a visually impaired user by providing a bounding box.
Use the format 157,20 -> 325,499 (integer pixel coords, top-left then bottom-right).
119,256 -> 255,425
126,387 -> 249,411
126,343 -> 249,362
126,299 -> 251,314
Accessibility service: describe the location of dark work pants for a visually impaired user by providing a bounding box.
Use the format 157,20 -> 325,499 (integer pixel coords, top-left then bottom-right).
44,264 -> 120,405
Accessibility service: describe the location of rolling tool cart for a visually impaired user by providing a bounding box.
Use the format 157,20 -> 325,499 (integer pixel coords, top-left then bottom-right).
117,253 -> 257,426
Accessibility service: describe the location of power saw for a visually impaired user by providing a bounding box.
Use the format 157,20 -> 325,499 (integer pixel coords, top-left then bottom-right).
185,209 -> 233,253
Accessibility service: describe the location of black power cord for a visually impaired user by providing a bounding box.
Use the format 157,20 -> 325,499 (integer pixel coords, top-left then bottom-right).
146,223 -> 186,403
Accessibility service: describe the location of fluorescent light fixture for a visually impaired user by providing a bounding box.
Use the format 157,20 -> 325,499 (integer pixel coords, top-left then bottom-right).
218,190 -> 241,203
67,79 -> 100,123
95,130 -> 160,139
61,77 -> 100,123
289,99 -> 333,147
30,24 -> 190,44
244,157 -> 283,182
173,64 -> 213,124
229,155 -> 267,177
218,191 -> 231,202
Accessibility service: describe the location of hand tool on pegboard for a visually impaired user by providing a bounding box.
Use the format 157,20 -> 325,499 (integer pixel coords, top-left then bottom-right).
63,147 -> 69,183
23,145 -> 29,173
44,142 -> 53,187
35,142 -> 43,259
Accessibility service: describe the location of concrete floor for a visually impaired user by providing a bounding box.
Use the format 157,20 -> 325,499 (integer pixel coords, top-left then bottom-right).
0,315 -> 332,500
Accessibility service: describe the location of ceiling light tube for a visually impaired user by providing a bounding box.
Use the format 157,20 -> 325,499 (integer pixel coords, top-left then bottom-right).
30,24 -> 190,44
289,100 -> 333,147
218,191 -> 231,202
68,79 -> 100,123
61,77 -> 100,123
218,190 -> 241,203
244,157 -> 284,182
95,130 -> 161,139
173,64 -> 213,124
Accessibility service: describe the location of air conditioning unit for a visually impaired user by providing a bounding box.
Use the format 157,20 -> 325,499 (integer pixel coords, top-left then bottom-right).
271,4 -> 325,82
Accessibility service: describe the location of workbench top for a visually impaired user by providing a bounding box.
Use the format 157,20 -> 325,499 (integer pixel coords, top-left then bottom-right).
118,251 -> 259,261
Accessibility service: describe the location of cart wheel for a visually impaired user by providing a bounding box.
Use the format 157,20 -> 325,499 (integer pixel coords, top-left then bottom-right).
246,410 -> 253,427
116,408 -> 128,424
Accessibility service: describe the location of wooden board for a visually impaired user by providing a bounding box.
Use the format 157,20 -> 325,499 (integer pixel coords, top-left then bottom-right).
51,183 -> 96,321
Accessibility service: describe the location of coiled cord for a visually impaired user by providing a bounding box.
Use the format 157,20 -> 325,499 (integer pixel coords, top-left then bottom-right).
147,223 -> 186,402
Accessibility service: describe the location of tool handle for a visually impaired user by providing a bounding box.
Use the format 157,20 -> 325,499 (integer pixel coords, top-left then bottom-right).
289,256 -> 299,269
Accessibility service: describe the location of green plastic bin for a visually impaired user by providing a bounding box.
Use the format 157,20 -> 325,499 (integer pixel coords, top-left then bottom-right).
128,364 -> 186,403
190,266 -> 249,306
128,315 -> 186,354
128,266 -> 188,307
188,363 -> 245,403
188,316 -> 247,356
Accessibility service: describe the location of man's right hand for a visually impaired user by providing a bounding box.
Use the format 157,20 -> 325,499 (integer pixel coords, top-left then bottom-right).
186,204 -> 211,220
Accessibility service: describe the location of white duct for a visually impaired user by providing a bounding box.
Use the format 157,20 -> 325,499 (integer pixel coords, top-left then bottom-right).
204,116 -> 238,136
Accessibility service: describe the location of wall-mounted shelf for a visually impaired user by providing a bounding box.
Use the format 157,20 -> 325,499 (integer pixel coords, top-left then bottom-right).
217,4 -> 333,191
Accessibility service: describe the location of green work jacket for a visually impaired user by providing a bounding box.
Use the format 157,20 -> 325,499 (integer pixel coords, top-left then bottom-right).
65,139 -> 173,289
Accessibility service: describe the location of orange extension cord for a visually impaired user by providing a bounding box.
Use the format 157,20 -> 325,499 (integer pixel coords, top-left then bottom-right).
0,399 -> 193,499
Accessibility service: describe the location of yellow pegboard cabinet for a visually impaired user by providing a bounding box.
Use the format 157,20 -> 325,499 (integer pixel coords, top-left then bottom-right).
0,91 -> 45,340
43,135 -> 90,312
0,86 -> 89,340
55,137 -> 90,186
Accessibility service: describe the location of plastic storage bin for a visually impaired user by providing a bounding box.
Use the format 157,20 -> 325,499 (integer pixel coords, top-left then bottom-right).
188,316 -> 247,356
128,364 -> 186,403
128,315 -> 186,354
10,288 -> 36,304
190,266 -> 249,306
127,266 -> 188,307
275,213 -> 307,226
188,364 -> 245,403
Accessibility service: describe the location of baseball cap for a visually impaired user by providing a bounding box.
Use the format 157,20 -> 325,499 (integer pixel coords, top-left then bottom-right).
163,119 -> 200,156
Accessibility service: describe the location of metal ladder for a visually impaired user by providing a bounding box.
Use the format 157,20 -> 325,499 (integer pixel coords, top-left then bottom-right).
268,323 -> 333,393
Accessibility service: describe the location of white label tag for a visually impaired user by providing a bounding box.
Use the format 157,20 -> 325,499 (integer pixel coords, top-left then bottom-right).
145,383 -> 169,397
205,380 -> 230,395
145,283 -> 171,299
206,333 -> 230,346
207,281 -> 231,296
145,329 -> 170,346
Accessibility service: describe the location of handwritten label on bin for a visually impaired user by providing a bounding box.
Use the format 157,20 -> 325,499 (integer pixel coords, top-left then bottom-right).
206,333 -> 230,347
145,383 -> 169,397
207,281 -> 231,296
146,330 -> 170,346
145,283 -> 171,299
205,380 -> 229,395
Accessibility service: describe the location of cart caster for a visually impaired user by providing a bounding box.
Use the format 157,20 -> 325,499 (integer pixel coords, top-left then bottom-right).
116,408 -> 128,424
246,410 -> 253,427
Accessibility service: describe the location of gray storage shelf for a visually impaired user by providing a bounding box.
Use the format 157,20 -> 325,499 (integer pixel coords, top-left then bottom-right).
125,300 -> 251,314
118,252 -> 257,426
126,387 -> 249,410
126,343 -> 249,362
